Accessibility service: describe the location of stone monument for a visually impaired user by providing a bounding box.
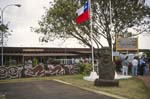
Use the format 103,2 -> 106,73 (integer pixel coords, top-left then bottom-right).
94,47 -> 119,86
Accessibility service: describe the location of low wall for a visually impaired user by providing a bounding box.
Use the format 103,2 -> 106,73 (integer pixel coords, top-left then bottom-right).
0,64 -> 79,79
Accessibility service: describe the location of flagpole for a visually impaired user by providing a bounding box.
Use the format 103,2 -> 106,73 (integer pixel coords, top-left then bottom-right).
89,0 -> 94,72
83,0 -> 98,81
109,0 -> 118,79
109,0 -> 113,62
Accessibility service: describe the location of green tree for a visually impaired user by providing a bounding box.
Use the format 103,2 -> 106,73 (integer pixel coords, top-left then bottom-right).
0,23 -> 8,33
0,17 -> 11,46
35,0 -> 150,79
35,0 -> 150,54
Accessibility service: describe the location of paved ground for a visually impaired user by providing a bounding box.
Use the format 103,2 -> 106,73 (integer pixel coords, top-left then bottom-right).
138,75 -> 150,98
139,75 -> 150,88
136,70 -> 150,98
0,80 -> 116,99
138,69 -> 150,88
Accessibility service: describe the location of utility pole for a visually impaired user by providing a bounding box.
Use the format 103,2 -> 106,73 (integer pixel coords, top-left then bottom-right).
0,4 -> 21,66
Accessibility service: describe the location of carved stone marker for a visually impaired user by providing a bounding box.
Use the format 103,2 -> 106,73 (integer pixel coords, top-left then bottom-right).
94,47 -> 119,87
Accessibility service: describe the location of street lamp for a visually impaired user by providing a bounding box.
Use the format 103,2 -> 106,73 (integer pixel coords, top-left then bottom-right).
0,4 -> 21,66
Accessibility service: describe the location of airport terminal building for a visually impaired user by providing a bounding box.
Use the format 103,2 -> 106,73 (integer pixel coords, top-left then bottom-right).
0,47 -> 93,66
0,46 -> 148,66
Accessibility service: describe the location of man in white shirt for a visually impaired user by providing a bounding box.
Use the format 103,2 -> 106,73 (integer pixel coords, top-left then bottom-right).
131,57 -> 138,76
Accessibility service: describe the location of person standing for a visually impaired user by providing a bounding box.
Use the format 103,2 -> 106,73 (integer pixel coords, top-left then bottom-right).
122,56 -> 129,75
147,57 -> 150,74
131,56 -> 138,76
139,56 -> 146,76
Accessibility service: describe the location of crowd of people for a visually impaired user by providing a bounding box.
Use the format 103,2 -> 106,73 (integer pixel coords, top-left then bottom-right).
115,55 -> 150,76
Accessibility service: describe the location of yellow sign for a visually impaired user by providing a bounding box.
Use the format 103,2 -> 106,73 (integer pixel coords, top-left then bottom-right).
116,37 -> 138,51
23,49 -> 44,52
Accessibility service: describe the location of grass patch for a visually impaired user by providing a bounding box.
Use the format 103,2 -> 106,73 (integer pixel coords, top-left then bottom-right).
0,75 -> 149,99
52,75 -> 149,99
147,87 -> 150,99
0,77 -> 52,83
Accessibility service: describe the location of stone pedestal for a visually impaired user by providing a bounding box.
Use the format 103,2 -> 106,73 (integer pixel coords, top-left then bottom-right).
94,79 -> 119,87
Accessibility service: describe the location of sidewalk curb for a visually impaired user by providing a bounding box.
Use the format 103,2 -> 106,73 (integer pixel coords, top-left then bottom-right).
53,79 -> 130,99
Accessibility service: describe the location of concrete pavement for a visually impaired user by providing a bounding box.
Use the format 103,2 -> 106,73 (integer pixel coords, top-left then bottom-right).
0,80 -> 116,99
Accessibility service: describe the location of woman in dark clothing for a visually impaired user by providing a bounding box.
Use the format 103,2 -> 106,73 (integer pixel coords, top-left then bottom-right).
148,57 -> 150,74
139,56 -> 146,76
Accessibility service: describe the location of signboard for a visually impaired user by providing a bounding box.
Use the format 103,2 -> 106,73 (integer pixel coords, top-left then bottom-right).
23,49 -> 44,52
113,52 -> 119,56
116,37 -> 138,51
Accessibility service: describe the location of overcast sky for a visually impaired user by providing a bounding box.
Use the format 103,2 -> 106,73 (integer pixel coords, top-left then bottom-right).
0,0 -> 86,48
0,0 -> 150,49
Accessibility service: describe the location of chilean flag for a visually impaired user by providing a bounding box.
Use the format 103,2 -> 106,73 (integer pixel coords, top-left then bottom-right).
76,1 -> 89,24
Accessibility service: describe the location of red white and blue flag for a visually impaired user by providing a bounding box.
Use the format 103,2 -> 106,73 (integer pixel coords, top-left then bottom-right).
76,1 -> 89,24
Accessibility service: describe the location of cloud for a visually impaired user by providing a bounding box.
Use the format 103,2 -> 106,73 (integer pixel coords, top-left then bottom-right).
0,0 -> 52,47
1,0 -> 87,48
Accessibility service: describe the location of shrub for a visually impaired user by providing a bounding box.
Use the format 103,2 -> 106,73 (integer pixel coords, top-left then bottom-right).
33,58 -> 38,67
77,63 -> 92,75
